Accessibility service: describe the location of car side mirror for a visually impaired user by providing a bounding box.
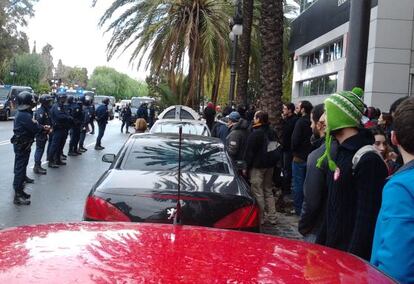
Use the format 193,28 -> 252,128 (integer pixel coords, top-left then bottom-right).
102,153 -> 116,163
235,160 -> 247,171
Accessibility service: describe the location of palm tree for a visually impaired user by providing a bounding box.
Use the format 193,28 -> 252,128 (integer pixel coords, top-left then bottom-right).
236,0 -> 254,106
259,0 -> 284,132
96,0 -> 232,108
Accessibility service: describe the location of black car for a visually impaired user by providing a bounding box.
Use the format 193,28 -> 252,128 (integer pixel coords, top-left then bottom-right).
83,133 -> 259,231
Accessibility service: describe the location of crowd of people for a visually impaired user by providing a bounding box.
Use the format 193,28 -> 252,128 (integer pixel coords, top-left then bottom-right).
11,88 -> 111,205
9,85 -> 413,282
205,89 -> 413,283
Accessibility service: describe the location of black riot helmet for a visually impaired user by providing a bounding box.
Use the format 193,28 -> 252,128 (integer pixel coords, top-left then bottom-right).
39,94 -> 53,107
67,95 -> 74,104
57,91 -> 67,104
83,95 -> 92,106
17,91 -> 37,111
103,97 -> 110,105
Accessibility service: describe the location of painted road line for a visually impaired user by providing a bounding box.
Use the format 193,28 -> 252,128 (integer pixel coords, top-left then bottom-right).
85,142 -> 95,148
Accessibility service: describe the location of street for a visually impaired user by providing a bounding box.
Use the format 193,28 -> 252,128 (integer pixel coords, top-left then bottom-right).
0,118 -> 301,240
0,118 -> 128,229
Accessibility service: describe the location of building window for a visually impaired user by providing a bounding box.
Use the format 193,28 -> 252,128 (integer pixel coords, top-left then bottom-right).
300,0 -> 318,13
300,74 -> 338,97
302,38 -> 343,70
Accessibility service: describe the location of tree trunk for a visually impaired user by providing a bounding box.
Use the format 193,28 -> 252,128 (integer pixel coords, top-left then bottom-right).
211,63 -> 222,105
259,0 -> 283,135
236,0 -> 254,106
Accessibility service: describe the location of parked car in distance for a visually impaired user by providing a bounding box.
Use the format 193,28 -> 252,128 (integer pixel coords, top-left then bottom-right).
0,85 -> 33,120
130,96 -> 155,124
0,222 -> 395,283
94,95 -> 114,120
158,105 -> 200,120
83,133 -> 258,231
150,119 -> 211,136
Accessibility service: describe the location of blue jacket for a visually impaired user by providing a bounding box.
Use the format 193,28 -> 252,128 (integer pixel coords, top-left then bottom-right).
14,110 -> 43,139
68,102 -> 83,127
371,160 -> 414,283
96,104 -> 109,124
51,103 -> 73,129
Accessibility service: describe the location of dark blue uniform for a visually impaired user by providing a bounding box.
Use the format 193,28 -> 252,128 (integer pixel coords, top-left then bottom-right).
68,102 -> 83,153
95,104 -> 109,148
79,105 -> 91,149
12,110 -> 43,194
88,104 -> 96,134
34,105 -> 51,166
137,104 -> 148,122
121,106 -> 132,133
49,103 -> 73,163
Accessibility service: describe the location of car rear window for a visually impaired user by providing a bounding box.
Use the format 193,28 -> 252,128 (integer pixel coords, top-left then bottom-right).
0,88 -> 9,99
152,121 -> 209,136
122,137 -> 230,174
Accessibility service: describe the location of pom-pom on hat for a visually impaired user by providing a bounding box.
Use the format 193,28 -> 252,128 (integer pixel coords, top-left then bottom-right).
317,90 -> 365,171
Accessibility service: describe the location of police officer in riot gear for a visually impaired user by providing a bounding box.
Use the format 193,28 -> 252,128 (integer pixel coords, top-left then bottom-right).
88,102 -> 96,134
48,89 -> 73,168
120,103 -> 132,133
67,95 -> 83,156
11,91 -> 50,205
79,95 -> 92,152
33,94 -> 53,175
95,97 -> 109,150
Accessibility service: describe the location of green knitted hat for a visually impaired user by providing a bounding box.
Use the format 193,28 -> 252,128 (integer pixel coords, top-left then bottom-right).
316,90 -> 365,171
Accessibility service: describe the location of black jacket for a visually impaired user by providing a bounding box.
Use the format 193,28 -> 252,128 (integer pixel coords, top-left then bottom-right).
244,124 -> 278,169
282,114 -> 298,152
291,114 -> 312,161
299,140 -> 337,237
316,129 -> 388,260
226,118 -> 249,161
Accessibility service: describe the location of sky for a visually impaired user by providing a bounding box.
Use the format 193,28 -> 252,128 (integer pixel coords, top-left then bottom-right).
24,0 -> 299,82
25,0 -> 149,81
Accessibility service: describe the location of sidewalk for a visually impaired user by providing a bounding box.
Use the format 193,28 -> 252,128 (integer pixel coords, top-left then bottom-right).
262,213 -> 302,240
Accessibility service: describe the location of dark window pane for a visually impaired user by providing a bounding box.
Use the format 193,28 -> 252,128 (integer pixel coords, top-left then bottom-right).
319,76 -> 325,94
330,44 -> 335,62
163,109 -> 176,119
310,79 -> 319,96
309,53 -> 315,67
302,81 -> 311,96
325,74 -> 338,94
324,47 -> 330,63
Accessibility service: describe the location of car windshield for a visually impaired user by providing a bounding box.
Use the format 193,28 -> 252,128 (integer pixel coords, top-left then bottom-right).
94,96 -> 105,104
0,88 -> 9,100
123,137 -> 230,175
152,121 -> 209,136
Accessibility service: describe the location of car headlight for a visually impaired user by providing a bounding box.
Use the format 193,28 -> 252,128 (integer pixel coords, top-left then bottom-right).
0,104 -> 4,109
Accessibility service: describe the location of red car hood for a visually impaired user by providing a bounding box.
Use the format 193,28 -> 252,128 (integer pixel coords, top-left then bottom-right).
0,223 -> 392,283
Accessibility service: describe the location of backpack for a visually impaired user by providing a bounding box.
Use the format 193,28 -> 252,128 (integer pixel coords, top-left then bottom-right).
352,145 -> 384,171
263,133 -> 281,168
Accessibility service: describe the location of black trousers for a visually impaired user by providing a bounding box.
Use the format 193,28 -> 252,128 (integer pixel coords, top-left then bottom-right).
13,144 -> 31,194
282,151 -> 293,195
69,126 -> 81,151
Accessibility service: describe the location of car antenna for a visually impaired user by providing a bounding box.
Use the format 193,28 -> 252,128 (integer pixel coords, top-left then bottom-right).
173,126 -> 183,225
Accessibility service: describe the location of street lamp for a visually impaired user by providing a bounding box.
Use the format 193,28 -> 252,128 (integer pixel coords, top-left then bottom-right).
9,58 -> 17,85
228,0 -> 243,107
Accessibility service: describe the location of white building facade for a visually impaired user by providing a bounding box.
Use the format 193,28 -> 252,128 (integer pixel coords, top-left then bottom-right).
290,0 -> 414,111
